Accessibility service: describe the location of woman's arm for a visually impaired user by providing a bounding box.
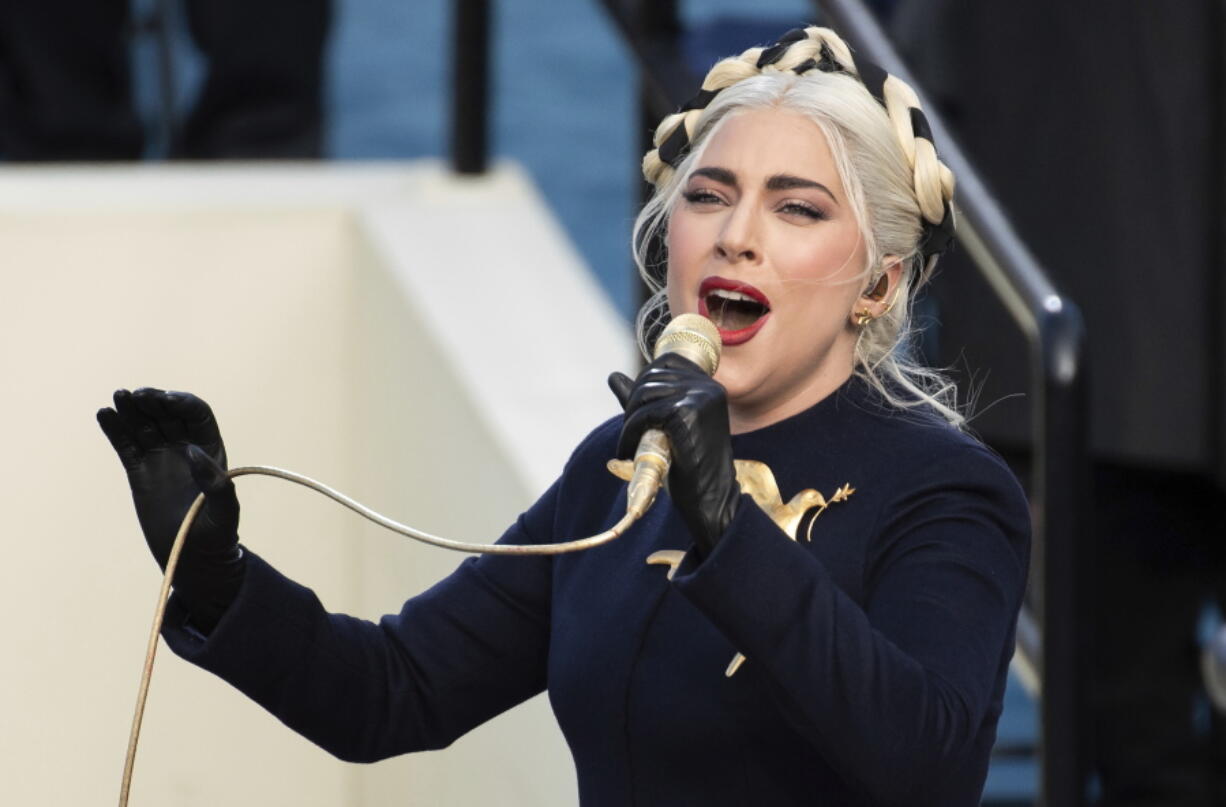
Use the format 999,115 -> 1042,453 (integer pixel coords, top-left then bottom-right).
670,447 -> 1029,804
158,480 -> 559,763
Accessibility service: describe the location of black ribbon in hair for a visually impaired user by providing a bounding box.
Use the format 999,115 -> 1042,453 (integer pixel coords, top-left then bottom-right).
919,201 -> 955,260
657,120 -> 690,167
816,43 -> 850,76
791,44 -> 854,79
905,109 -> 954,259
853,58 -> 888,107
756,27 -> 809,68
680,88 -> 721,112
909,108 -> 934,144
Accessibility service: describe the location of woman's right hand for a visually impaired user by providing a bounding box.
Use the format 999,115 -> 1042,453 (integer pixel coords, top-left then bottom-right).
97,388 -> 245,632
608,354 -> 740,558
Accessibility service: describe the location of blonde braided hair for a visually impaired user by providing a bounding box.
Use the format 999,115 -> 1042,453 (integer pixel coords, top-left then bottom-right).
634,25 -> 965,427
644,27 -> 953,262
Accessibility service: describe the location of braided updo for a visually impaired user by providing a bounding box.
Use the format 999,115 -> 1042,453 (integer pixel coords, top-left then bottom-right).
633,26 -> 963,427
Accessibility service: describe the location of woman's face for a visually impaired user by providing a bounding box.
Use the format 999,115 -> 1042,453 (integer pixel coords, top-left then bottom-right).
666,107 -> 870,433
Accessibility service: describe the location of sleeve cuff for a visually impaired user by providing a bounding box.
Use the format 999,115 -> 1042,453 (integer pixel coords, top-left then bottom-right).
160,548 -> 315,669
671,492 -> 834,656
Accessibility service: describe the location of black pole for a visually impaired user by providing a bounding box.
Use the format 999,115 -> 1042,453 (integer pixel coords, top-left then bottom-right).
152,0 -> 178,158
130,0 -> 178,159
1212,0 -> 1226,491
1034,306 -> 1091,807
451,0 -> 490,175
632,0 -> 681,322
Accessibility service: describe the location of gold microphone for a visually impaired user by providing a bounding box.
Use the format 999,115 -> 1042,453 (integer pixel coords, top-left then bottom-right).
624,313 -> 722,519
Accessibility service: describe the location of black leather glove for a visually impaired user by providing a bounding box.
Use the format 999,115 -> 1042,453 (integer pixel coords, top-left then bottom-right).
97,388 -> 245,632
608,353 -> 740,557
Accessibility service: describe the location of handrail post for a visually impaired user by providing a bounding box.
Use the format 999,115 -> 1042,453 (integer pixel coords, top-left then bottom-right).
1035,306 -> 1092,807
451,0 -> 490,175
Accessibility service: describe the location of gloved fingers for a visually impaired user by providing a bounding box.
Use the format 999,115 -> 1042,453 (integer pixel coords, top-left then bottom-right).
615,398 -> 676,459
615,356 -> 726,457
618,395 -> 731,461
186,443 -> 227,494
621,364 -> 723,426
97,406 -> 144,465
199,487 -> 240,536
673,383 -> 726,414
620,354 -> 708,405
186,444 -> 240,535
113,389 -> 165,451
622,370 -> 696,413
162,390 -> 226,461
131,387 -> 189,443
607,372 -> 634,411
650,351 -> 709,375
635,352 -> 712,387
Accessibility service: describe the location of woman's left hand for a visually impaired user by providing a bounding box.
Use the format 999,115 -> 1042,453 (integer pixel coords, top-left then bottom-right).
608,353 -> 740,557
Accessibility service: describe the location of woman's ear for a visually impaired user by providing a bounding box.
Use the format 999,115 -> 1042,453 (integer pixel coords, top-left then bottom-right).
850,256 -> 904,326
865,273 -> 890,301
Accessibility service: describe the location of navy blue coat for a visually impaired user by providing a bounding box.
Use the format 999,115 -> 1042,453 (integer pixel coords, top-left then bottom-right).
163,377 -> 1030,805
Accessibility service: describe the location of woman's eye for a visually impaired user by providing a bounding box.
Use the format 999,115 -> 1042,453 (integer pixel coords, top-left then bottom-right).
682,189 -> 723,206
779,201 -> 828,221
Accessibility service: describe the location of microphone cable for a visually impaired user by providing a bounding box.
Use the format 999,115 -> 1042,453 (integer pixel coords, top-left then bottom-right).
118,463 -> 647,807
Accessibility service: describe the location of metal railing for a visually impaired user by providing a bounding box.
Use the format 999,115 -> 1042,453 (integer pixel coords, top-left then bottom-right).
451,0 -> 490,174
592,1 -> 1092,805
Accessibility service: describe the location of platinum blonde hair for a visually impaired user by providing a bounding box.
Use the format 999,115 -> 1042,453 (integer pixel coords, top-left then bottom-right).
633,27 -> 962,427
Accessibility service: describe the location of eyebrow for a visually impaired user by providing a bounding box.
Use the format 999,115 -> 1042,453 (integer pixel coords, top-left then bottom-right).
690,166 -> 840,205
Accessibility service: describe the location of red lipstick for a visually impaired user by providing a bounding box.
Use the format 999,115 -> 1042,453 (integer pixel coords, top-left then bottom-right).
697,277 -> 772,346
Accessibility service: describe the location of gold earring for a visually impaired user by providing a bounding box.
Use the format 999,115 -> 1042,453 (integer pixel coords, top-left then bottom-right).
880,289 -> 901,318
855,308 -> 874,327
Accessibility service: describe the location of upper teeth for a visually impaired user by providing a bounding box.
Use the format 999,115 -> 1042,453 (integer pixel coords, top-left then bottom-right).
708,289 -> 759,304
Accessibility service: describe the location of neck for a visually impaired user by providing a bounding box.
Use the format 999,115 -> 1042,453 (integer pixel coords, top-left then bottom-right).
727,363 -> 854,435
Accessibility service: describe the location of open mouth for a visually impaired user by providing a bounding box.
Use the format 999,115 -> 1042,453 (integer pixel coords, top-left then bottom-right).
698,277 -> 772,344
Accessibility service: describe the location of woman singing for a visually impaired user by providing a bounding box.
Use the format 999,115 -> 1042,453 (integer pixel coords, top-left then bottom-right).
98,26 -> 1029,805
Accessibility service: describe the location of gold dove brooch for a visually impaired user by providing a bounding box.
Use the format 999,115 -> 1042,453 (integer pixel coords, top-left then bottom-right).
606,457 -> 854,677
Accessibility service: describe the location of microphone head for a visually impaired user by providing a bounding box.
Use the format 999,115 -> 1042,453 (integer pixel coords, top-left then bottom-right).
653,313 -> 721,376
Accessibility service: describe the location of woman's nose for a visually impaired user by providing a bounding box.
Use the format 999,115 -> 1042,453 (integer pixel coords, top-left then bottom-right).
714,205 -> 759,263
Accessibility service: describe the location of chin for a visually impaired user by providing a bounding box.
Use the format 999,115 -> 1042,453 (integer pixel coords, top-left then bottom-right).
714,356 -> 765,406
